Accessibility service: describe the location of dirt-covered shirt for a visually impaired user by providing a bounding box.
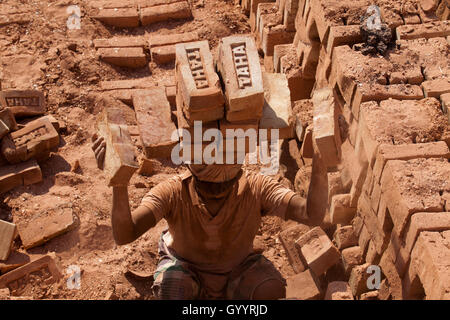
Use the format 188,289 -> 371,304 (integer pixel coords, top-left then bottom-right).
140,169 -> 296,274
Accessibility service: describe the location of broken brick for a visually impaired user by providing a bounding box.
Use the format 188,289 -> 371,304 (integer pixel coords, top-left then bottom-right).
0,255 -> 62,295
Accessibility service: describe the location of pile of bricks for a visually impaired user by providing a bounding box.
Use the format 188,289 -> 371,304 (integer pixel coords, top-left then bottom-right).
0,89 -> 69,292
94,32 -> 201,68
90,0 -> 192,28
256,0 -> 450,299
98,34 -> 296,171
0,90 -> 62,194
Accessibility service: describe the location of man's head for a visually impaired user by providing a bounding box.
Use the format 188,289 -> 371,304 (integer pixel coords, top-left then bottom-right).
188,164 -> 243,198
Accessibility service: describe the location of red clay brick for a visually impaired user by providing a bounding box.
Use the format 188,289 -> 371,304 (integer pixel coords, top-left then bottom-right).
259,73 -> 294,138
380,158 -> 449,237
261,24 -> 295,56
96,108 -> 139,186
97,47 -> 147,68
286,269 -> 321,300
422,78 -> 450,98
341,246 -> 363,275
326,25 -> 362,57
0,108 -> 17,138
0,220 -> 16,261
217,36 -> 264,115
176,40 -> 225,113
394,212 -> 450,276
352,84 -> 424,120
409,231 -> 450,299
93,37 -> 147,49
324,281 -> 353,300
0,90 -> 45,118
278,224 -> 310,273
17,206 -> 75,249
0,251 -> 30,275
133,88 -> 178,159
140,2 -> 192,26
149,32 -> 199,64
358,192 -> 390,255
312,88 -> 341,167
360,290 -> 379,300
396,20 -> 450,40
0,255 -> 62,295
327,171 -> 344,206
295,226 -> 341,276
273,44 -> 292,73
379,246 -> 404,300
359,98 -> 446,166
330,194 -> 356,225
348,263 -> 371,297
92,7 -> 140,28
372,141 -> 450,186
333,225 -> 357,250
358,224 -> 371,257
1,118 -> 59,164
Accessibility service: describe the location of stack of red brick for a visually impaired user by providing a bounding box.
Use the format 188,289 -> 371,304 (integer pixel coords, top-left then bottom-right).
247,0 -> 450,299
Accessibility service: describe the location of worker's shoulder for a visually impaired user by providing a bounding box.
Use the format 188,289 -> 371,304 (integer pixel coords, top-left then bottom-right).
152,171 -> 191,191
243,169 -> 279,187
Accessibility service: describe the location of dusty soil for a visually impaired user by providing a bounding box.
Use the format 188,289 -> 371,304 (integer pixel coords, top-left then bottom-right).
0,0 -> 296,299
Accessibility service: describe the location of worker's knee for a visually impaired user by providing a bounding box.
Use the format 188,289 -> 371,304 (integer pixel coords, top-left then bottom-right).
227,255 -> 286,300
153,268 -> 200,300
252,279 -> 286,300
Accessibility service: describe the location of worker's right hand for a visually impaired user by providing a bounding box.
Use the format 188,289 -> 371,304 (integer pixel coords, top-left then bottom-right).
92,133 -> 106,169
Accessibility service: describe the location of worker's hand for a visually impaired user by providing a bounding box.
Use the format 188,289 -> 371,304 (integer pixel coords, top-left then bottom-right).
92,133 -> 106,169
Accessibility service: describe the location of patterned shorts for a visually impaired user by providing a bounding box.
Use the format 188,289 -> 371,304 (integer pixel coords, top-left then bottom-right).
152,230 -> 286,300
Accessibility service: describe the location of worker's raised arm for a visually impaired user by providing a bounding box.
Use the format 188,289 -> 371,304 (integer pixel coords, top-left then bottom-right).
112,186 -> 157,245
92,134 -> 158,245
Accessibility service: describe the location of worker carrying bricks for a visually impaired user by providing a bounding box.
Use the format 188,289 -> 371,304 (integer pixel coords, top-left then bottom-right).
92,134 -> 324,299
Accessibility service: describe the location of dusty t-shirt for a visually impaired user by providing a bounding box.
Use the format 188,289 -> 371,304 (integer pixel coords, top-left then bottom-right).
140,169 -> 296,274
